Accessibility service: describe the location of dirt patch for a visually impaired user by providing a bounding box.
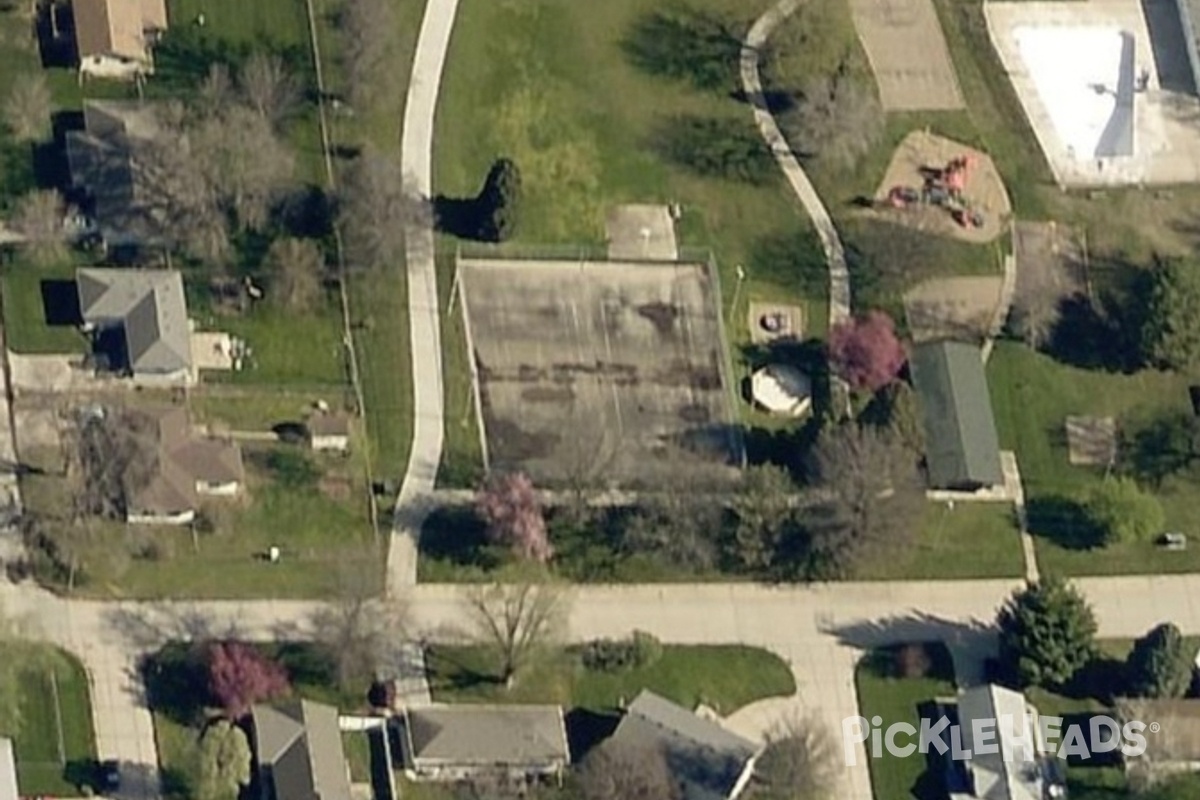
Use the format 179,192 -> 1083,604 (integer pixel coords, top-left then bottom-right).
1010,221 -> 1088,346
871,131 -> 1012,243
904,276 -> 1004,343
848,0 -> 964,110
1066,415 -> 1116,466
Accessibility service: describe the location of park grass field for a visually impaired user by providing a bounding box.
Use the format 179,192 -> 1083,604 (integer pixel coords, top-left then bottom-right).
427,643 -> 795,716
433,0 -> 827,482
987,342 -> 1200,575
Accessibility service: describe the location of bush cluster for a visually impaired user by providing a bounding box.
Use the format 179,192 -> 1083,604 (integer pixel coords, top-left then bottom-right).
579,630 -> 663,673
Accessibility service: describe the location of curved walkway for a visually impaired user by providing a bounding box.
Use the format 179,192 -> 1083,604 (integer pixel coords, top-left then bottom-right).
387,0 -> 462,591
740,0 -> 851,326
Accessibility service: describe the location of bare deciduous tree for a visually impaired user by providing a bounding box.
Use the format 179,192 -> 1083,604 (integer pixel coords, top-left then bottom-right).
71,410 -> 158,522
341,0 -> 397,107
623,470 -> 725,572
576,740 -> 680,800
10,189 -> 68,265
3,72 -> 51,143
264,237 -> 325,312
238,53 -> 301,129
805,424 -> 923,577
338,146 -> 425,270
193,105 -> 295,233
750,716 -> 838,800
198,64 -> 236,119
783,73 -> 882,168
310,566 -> 409,691
463,575 -> 567,689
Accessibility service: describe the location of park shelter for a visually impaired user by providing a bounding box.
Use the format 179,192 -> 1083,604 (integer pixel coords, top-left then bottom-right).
910,340 -> 1004,490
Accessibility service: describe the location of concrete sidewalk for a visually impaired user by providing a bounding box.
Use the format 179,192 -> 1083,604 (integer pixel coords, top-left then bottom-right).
386,0 -> 461,593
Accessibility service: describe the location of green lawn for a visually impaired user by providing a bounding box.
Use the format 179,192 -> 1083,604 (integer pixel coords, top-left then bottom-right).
342,731 -> 372,783
856,502 -> 1025,580
168,0 -> 310,49
427,643 -> 795,716
0,261 -> 89,354
855,644 -> 956,800
189,387 -> 348,431
0,644 -> 96,797
205,303 -> 347,386
433,0 -> 826,481
22,448 -> 383,599
987,342 -> 1200,575
321,0 -> 426,481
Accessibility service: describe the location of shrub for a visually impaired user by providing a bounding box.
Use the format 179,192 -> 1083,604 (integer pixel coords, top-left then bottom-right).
580,631 -> 664,672
263,449 -> 321,488
1080,476 -> 1164,546
894,643 -> 932,678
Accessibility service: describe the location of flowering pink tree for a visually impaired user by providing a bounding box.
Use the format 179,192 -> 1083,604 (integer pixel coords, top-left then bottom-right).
208,641 -> 290,720
475,472 -> 554,563
827,310 -> 907,392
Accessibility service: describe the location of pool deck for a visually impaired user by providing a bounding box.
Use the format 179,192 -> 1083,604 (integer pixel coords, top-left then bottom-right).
986,0 -> 1200,187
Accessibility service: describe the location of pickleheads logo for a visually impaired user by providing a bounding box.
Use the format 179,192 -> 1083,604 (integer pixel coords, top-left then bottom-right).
841,714 -> 1153,766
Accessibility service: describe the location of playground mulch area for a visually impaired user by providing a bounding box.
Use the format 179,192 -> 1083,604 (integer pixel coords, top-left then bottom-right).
903,275 -> 1004,343
848,0 -> 964,110
871,130 -> 1012,243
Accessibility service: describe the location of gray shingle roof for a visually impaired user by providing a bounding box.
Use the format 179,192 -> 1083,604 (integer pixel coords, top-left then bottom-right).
252,699 -> 352,800
66,101 -> 168,245
77,268 -> 191,375
910,340 -> 1004,489
405,705 -> 569,766
610,690 -> 758,800
957,685 -> 1042,800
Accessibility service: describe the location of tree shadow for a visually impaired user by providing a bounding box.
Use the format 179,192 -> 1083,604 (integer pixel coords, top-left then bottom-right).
828,613 -> 996,662
1044,255 -> 1149,373
419,506 -> 503,571
35,0 -> 78,69
423,646 -> 502,693
1060,655 -> 1126,704
1025,495 -> 1105,550
621,7 -> 743,93
140,641 -> 210,725
912,700 -> 953,800
432,194 -> 484,240
1120,411 -> 1199,486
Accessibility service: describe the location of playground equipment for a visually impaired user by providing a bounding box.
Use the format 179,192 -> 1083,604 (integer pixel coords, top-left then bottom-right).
885,155 -> 985,229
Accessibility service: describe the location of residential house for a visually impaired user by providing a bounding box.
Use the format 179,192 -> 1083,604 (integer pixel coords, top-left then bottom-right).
77,267 -> 192,382
606,690 -> 760,800
66,100 -> 167,249
126,406 -> 243,525
400,704 -> 570,783
251,699 -> 353,800
306,410 -> 351,453
910,340 -> 1004,491
73,0 -> 168,78
1120,698 -> 1200,780
946,684 -> 1064,800
0,738 -> 17,800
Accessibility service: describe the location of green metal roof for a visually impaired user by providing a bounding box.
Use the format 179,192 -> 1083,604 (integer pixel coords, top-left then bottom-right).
910,340 -> 1003,489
